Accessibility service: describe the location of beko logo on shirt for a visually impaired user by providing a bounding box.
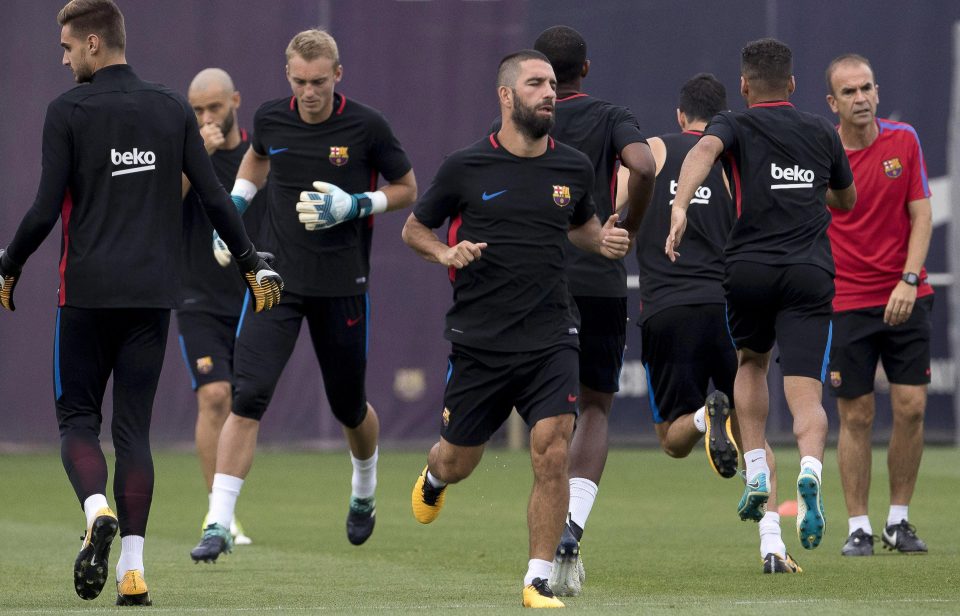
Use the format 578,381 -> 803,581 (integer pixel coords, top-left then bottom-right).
770,162 -> 814,190
668,179 -> 711,205
110,148 -> 156,176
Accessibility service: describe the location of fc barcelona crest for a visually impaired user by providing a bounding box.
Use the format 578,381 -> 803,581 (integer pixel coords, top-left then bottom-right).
882,157 -> 902,179
329,146 -> 349,166
196,356 -> 214,375
552,185 -> 571,207
830,370 -> 842,388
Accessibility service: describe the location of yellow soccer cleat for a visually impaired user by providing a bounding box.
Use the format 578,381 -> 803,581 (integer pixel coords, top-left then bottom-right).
74,507 -> 119,600
762,552 -> 803,574
116,569 -> 152,606
411,466 -> 447,524
704,391 -> 739,478
522,578 -> 565,608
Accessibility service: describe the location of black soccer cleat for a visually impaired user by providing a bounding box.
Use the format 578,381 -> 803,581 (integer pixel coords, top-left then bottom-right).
762,552 -> 803,573
704,391 -> 739,479
190,523 -> 233,563
841,528 -> 876,556
346,496 -> 376,545
882,520 -> 928,554
74,508 -> 119,600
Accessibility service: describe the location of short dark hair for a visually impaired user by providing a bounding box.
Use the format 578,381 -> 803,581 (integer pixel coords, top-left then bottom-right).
57,0 -> 125,51
741,38 -> 792,91
678,73 -> 727,122
825,53 -> 874,94
533,25 -> 586,84
497,49 -> 551,88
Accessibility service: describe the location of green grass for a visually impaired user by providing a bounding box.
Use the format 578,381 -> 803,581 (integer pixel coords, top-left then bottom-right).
1,447 -> 958,614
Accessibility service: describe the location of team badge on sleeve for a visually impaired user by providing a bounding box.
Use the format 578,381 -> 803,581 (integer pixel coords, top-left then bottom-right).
882,158 -> 902,179
552,185 -> 571,207
830,370 -> 842,388
329,146 -> 350,167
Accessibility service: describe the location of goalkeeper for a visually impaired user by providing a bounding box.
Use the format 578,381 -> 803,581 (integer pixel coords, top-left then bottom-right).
0,0 -> 281,605
191,28 -> 416,563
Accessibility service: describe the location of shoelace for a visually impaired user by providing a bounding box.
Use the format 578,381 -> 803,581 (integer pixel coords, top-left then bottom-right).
531,578 -> 556,598
421,479 -> 445,506
891,520 -> 919,537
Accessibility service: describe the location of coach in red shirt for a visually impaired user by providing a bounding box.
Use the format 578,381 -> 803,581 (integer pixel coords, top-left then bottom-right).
825,53 -> 932,557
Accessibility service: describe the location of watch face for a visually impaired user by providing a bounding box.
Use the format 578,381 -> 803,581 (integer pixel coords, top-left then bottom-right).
903,273 -> 919,285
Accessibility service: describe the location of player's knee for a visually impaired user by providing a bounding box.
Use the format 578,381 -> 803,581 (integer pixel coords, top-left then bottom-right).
198,382 -> 232,417
839,403 -> 874,432
531,438 -> 569,479
660,441 -> 691,459
892,401 -> 925,426
332,400 -> 368,429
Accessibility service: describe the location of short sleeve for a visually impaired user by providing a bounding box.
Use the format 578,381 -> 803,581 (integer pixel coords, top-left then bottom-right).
368,111 -> 413,182
703,111 -> 737,152
250,106 -> 267,156
905,129 -> 932,201
829,129 -> 854,190
570,163 -> 596,226
610,107 -> 646,153
413,154 -> 462,229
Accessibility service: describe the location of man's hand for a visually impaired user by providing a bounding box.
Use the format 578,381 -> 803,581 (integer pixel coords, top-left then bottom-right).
599,214 -> 630,259
0,248 -> 22,311
883,281 -> 917,326
212,232 -> 232,267
199,123 -> 225,155
235,249 -> 283,312
664,206 -> 688,262
296,181 -> 374,230
439,241 -> 487,269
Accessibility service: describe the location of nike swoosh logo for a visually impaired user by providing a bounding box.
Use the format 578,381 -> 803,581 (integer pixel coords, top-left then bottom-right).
482,190 -> 507,201
346,316 -> 363,327
885,531 -> 898,545
747,479 -> 761,490
255,269 -> 277,285
567,394 -> 578,403
268,147 -> 288,155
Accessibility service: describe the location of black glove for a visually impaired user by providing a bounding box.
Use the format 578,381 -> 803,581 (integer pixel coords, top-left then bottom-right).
0,249 -> 22,311
235,247 -> 283,312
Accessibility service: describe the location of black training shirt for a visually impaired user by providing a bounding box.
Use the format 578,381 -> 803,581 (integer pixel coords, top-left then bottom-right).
637,131 -> 733,322
491,94 -> 645,297
6,64 -> 253,309
251,93 -> 412,296
180,130 -> 265,316
414,133 -> 596,352
705,102 -> 853,274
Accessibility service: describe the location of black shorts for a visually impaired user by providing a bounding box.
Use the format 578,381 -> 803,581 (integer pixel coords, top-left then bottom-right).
641,304 -> 737,424
574,296 -> 627,393
441,343 -> 579,446
724,261 -> 834,380
232,292 -> 369,427
829,295 -> 933,398
176,311 -> 239,390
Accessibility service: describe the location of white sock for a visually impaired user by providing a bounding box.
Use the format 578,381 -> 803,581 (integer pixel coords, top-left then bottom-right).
116,535 -> 144,581
849,515 -> 872,535
758,511 -> 785,558
426,470 -> 446,488
524,558 -> 553,586
692,406 -> 707,433
744,449 -> 769,482
887,505 -> 909,527
83,494 -> 110,529
568,477 -> 598,530
209,473 -> 244,529
800,456 -> 822,481
351,447 -> 378,499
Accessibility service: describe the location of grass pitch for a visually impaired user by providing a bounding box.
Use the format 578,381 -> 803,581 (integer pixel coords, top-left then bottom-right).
1,447 -> 958,614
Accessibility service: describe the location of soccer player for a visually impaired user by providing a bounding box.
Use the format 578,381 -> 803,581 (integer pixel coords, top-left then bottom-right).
0,0 -> 281,605
666,38 -> 856,569
633,73 -> 793,573
824,54 -> 933,556
403,50 -> 631,608
190,29 -> 417,562
522,26 -> 655,596
179,67 -> 264,546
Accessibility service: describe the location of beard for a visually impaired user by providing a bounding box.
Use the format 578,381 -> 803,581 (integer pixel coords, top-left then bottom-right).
220,107 -> 236,137
511,93 -> 554,140
72,52 -> 94,83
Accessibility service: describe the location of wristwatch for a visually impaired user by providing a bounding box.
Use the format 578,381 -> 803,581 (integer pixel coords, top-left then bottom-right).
901,272 -> 920,286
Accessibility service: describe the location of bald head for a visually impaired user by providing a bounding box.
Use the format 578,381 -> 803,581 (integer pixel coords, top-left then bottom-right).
189,67 -> 235,97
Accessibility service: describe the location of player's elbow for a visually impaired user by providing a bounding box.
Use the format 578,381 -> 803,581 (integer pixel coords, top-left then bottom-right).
400,213 -> 420,247
836,185 -> 857,211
